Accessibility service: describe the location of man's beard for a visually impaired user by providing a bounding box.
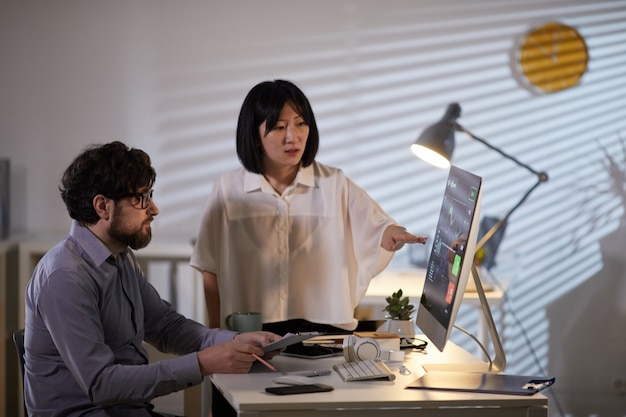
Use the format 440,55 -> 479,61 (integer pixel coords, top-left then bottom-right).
110,215 -> 152,250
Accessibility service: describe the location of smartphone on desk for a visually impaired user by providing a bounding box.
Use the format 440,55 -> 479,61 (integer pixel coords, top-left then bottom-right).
265,384 -> 334,395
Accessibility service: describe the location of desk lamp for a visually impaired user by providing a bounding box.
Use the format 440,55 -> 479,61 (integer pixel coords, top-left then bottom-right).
411,103 -> 549,259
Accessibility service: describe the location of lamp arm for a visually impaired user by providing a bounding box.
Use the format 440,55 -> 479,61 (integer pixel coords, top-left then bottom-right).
453,123 -> 549,252
476,179 -> 542,251
455,123 -> 549,181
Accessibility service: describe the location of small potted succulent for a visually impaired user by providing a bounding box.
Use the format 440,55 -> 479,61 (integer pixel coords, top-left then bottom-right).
382,289 -> 416,337
383,289 -> 415,320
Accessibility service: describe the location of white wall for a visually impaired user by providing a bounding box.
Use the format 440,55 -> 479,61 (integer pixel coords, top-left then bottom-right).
2,1 -> 626,415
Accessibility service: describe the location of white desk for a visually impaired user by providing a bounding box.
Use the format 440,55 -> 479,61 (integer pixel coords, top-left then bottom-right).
211,336 -> 548,417
359,268 -> 505,353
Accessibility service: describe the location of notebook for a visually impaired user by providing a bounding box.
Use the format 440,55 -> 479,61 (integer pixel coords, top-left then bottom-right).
406,371 -> 555,395
282,342 -> 343,359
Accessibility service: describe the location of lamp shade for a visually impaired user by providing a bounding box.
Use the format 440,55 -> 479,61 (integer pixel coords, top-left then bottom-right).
410,103 -> 461,169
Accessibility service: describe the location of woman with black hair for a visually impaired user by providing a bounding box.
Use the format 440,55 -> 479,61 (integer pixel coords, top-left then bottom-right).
191,80 -> 426,335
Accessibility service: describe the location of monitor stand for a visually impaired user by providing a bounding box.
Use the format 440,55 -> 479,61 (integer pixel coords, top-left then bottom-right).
464,267 -> 493,292
422,265 -> 506,374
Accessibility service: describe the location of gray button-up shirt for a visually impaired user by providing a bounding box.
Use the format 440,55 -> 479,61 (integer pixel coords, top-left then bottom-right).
25,220 -> 236,416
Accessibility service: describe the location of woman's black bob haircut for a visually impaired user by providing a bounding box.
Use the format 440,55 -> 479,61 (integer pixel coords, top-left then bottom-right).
236,80 -> 319,174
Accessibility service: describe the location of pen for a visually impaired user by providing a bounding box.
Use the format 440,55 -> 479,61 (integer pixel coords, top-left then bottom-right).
252,353 -> 277,372
291,369 -> 332,377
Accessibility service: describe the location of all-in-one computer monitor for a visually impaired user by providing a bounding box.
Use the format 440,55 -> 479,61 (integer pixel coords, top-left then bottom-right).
416,165 -> 506,372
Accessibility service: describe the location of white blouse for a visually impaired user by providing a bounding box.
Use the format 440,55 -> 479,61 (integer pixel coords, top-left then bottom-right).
190,161 -> 395,330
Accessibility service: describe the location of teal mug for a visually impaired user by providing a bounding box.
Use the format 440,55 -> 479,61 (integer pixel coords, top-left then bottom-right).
225,312 -> 263,332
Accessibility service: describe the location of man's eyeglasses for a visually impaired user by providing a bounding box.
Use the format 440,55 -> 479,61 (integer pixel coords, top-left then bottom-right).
117,190 -> 153,209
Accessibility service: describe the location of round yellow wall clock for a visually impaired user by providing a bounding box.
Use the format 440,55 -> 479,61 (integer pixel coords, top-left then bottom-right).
517,22 -> 589,93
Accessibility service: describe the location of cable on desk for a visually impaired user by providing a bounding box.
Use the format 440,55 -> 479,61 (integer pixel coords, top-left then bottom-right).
453,324 -> 494,371
399,337 -> 428,351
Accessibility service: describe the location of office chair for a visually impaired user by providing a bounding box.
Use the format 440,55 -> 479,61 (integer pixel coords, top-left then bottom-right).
13,328 -> 27,417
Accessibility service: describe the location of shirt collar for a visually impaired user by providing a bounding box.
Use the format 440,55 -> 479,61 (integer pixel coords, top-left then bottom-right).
298,163 -> 315,187
69,220 -> 122,267
243,163 -> 315,193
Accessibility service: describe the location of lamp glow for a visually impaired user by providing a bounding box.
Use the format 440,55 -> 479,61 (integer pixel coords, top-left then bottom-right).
410,144 -> 450,168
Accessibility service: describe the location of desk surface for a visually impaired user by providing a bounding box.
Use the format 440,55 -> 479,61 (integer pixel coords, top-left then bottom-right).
211,337 -> 547,417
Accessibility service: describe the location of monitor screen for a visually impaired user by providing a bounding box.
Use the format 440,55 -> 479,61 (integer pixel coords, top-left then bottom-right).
416,165 -> 482,352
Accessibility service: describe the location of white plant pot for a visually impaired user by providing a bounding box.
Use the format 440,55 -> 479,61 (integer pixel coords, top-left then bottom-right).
379,319 -> 415,338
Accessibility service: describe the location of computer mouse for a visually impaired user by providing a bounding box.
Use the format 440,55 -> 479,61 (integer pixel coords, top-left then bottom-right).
272,375 -> 317,385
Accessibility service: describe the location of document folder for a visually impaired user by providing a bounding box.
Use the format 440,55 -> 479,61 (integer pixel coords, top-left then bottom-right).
406,371 -> 555,396
262,332 -> 322,352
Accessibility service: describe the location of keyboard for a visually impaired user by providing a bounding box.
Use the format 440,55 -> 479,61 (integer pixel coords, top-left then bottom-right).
333,359 -> 396,381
